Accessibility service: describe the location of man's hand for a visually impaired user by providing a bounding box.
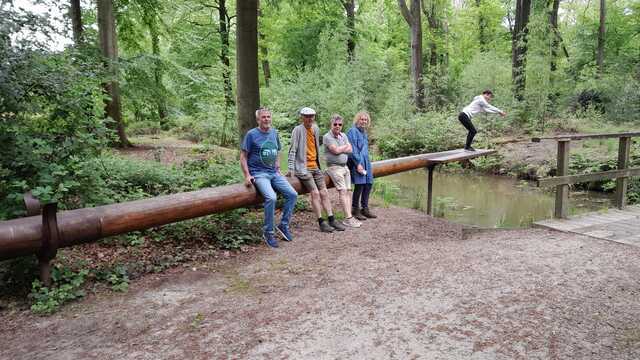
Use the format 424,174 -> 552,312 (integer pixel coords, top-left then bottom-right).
244,176 -> 255,187
500,111 -> 507,117
285,170 -> 293,177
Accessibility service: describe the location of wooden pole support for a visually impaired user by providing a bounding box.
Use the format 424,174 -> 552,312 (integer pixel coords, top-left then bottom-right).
615,137 -> 631,209
426,164 -> 435,215
555,140 -> 570,218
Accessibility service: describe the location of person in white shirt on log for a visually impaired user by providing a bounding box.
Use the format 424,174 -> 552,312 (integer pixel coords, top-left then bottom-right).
458,90 -> 506,151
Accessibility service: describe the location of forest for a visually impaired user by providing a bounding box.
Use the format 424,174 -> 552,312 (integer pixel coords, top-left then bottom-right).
1,0 -> 639,311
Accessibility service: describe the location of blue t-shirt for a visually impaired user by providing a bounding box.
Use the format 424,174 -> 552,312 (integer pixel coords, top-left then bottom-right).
241,127 -> 281,175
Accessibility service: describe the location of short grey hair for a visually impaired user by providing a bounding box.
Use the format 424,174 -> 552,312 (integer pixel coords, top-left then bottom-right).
329,114 -> 343,127
255,107 -> 271,120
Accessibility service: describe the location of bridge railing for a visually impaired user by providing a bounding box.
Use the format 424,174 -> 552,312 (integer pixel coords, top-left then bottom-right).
532,132 -> 640,218
0,149 -> 495,285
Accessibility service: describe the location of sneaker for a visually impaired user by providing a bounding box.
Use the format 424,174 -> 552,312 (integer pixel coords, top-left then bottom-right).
342,217 -> 361,228
361,207 -> 377,219
263,232 -> 279,248
329,219 -> 346,231
276,224 -> 293,242
464,146 -> 476,151
319,221 -> 334,233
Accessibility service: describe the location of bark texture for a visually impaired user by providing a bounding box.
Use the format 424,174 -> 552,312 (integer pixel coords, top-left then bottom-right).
398,0 -> 425,110
236,0 -> 260,141
70,0 -> 83,45
343,0 -> 356,62
596,0 -> 606,75
512,0 -> 531,102
97,0 -> 129,147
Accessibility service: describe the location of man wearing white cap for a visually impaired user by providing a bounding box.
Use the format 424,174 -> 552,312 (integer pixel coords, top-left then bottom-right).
288,107 -> 345,233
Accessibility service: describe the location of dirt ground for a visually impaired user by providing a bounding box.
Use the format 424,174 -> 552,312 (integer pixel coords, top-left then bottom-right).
2,204 -> 640,359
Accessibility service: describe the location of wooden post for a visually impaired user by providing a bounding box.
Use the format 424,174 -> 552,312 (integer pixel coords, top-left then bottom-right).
426,164 -> 435,215
615,137 -> 631,209
555,140 -> 570,218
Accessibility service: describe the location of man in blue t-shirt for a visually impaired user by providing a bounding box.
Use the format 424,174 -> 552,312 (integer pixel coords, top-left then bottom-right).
240,108 -> 298,248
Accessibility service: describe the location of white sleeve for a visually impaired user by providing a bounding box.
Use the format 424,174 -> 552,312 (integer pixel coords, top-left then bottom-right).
480,98 -> 503,114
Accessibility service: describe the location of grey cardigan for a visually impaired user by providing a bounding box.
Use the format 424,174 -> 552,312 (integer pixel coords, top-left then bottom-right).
288,123 -> 322,175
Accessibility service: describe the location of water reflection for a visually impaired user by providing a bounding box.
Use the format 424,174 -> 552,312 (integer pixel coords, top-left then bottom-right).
383,169 -> 612,228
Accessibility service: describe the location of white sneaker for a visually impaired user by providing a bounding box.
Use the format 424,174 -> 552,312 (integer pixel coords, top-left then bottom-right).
342,217 -> 361,228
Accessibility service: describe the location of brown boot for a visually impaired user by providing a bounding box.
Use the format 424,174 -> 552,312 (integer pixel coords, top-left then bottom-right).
361,207 -> 377,219
353,207 -> 367,221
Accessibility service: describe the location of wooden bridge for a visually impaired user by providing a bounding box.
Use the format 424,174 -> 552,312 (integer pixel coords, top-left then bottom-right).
533,131 -> 640,246
535,205 -> 640,246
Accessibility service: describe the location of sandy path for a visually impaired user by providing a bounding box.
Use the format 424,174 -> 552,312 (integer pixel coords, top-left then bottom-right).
2,206 -> 640,359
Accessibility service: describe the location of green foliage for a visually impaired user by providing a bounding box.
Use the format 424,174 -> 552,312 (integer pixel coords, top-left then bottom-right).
567,142 -> 640,204
0,7 -> 111,219
377,110 -> 465,157
263,27 -> 390,134
372,178 -> 400,207
94,265 -> 130,292
457,52 -> 512,113
29,266 -> 88,315
152,210 -> 261,250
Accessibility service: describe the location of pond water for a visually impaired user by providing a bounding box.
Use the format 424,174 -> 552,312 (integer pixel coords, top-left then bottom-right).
379,169 -> 613,228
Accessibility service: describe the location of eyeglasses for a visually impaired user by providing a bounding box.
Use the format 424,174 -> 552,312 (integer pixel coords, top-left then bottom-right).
333,123 -> 343,127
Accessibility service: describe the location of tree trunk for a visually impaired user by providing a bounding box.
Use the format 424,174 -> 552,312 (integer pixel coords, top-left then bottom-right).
343,0 -> 356,62
596,0 -> 605,75
148,18 -> 168,126
476,0 -> 487,52
423,0 -> 438,69
547,0 -> 561,110
398,0 -> 425,110
548,0 -> 560,72
257,1 -> 270,87
422,0 -> 445,106
512,0 -> 531,102
259,35 -> 271,87
236,0 -> 260,141
70,0 -> 83,45
97,0 -> 129,147
219,0 -> 234,145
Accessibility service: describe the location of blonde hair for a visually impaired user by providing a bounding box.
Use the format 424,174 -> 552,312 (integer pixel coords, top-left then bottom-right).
353,111 -> 370,125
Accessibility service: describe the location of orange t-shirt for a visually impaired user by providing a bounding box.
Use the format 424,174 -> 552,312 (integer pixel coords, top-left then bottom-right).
306,127 -> 318,169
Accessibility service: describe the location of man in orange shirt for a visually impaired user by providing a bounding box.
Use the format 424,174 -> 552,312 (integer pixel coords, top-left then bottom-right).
288,107 -> 345,233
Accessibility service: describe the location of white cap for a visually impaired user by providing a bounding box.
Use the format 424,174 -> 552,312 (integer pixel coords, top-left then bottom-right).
300,107 -> 316,116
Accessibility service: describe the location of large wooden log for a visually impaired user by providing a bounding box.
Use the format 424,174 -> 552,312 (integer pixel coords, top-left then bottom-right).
0,149 -> 494,260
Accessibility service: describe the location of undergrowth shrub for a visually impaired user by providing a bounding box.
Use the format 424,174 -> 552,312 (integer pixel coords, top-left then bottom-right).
377,110 -> 466,157
29,265 -> 88,315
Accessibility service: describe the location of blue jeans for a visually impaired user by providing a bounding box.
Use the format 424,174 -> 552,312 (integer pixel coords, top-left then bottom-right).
253,172 -> 298,234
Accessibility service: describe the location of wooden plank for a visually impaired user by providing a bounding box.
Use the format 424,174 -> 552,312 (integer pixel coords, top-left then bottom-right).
615,137 -> 631,208
429,149 -> 496,163
583,213 -> 638,223
538,168 -> 640,187
624,205 -> 640,214
532,131 -> 640,142
555,140 -> 570,218
535,205 -> 640,245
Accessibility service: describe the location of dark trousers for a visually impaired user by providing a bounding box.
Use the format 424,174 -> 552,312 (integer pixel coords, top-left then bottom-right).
458,112 -> 477,149
352,183 -> 372,209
